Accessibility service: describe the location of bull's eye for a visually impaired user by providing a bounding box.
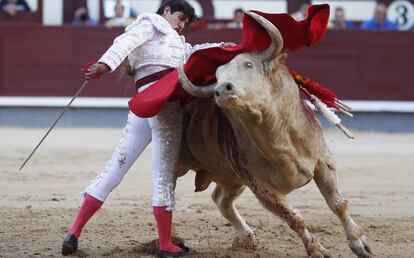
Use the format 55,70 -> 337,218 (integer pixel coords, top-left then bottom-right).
244,62 -> 253,69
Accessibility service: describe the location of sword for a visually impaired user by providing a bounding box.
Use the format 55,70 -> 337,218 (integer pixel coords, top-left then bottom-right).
19,80 -> 89,171
19,61 -> 97,172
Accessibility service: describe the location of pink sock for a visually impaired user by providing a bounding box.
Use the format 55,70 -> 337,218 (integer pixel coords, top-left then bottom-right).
67,194 -> 103,238
153,206 -> 181,253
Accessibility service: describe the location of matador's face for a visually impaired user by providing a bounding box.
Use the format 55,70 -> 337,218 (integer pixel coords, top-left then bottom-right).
162,6 -> 189,34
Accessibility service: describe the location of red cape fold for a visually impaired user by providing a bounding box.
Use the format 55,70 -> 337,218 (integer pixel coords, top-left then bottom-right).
129,4 -> 329,118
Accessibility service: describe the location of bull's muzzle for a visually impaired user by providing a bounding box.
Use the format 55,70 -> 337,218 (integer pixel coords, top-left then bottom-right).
215,82 -> 235,98
215,82 -> 240,107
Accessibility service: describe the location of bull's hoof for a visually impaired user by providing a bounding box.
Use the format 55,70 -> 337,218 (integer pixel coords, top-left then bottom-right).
232,233 -> 257,250
309,250 -> 335,258
61,234 -> 78,256
308,244 -> 335,258
349,235 -> 373,258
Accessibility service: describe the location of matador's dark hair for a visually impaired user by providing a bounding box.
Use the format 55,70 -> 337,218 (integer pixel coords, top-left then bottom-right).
156,0 -> 197,24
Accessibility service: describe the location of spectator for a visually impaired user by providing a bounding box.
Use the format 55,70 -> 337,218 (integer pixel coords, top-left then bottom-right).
361,3 -> 397,30
227,8 -> 244,29
290,1 -> 310,21
105,2 -> 134,28
71,6 -> 97,26
0,0 -> 30,17
129,5 -> 138,19
329,7 -> 356,29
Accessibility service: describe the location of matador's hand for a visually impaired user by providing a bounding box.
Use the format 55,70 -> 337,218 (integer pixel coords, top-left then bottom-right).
83,63 -> 110,80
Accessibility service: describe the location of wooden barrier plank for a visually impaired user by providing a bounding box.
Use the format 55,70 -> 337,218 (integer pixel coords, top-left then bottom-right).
0,26 -> 413,101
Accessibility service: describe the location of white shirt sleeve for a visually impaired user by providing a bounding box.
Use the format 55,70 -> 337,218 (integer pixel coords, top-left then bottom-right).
98,19 -> 156,72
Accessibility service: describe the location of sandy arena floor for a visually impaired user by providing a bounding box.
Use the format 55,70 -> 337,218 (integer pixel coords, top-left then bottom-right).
1,127 -> 414,257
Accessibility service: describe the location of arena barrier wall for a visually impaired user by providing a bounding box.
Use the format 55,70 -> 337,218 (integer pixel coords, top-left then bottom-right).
0,26 -> 413,130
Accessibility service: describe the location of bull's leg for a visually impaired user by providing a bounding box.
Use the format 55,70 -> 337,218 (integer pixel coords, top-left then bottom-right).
251,183 -> 332,258
314,160 -> 372,257
212,181 -> 256,249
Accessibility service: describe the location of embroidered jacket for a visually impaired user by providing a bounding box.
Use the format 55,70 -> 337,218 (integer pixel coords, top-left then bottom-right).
98,13 -> 220,82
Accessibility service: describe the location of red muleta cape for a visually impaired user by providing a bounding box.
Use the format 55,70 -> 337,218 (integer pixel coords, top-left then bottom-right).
129,4 -> 330,118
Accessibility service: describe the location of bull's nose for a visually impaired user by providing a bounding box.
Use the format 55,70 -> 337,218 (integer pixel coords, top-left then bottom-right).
215,90 -> 220,97
225,83 -> 233,92
215,82 -> 235,97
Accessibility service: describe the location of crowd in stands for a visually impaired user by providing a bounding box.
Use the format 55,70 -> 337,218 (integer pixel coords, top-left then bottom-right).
226,8 -> 244,29
291,1 -> 399,31
329,7 -> 356,29
0,0 -> 410,31
71,0 -> 135,28
291,1 -> 310,22
206,7 -> 244,30
0,0 -> 30,17
360,3 -> 398,30
71,6 -> 97,26
104,1 -> 135,28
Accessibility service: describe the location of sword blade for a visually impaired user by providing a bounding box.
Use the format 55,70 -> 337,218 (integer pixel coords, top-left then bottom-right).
19,80 -> 89,172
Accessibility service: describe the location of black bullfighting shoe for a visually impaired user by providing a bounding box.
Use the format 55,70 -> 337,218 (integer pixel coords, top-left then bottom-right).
157,244 -> 193,258
61,234 -> 78,256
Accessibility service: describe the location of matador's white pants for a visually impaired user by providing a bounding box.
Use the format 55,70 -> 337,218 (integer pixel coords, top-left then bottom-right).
84,101 -> 182,210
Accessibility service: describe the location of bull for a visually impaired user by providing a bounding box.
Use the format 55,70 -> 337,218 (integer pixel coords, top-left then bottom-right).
173,12 -> 372,258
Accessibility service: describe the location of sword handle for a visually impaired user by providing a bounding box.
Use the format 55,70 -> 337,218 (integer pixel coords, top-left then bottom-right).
81,62 -> 96,73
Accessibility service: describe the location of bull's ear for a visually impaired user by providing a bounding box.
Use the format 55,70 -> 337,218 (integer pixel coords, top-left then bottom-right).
277,53 -> 288,65
267,53 -> 287,71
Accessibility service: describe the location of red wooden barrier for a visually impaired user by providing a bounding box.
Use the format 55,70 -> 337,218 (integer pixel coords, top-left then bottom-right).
0,25 -> 413,101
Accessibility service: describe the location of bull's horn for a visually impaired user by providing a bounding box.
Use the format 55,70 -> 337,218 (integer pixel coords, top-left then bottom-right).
245,11 -> 284,61
178,62 -> 216,98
